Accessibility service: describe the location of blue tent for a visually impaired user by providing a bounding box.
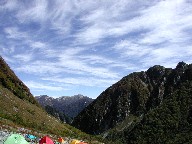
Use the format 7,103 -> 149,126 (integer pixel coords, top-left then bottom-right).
25,134 -> 37,142
25,134 -> 36,140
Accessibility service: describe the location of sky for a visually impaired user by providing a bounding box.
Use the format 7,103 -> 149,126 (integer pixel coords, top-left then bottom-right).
1,0 -> 192,98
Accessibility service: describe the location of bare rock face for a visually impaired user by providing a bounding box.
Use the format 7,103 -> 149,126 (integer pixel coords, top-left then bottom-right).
72,62 -> 191,135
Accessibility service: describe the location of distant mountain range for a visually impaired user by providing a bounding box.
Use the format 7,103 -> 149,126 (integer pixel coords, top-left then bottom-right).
72,62 -> 192,143
35,94 -> 94,120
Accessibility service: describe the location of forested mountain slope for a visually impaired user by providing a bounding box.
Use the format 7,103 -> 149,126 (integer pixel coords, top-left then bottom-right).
72,62 -> 192,143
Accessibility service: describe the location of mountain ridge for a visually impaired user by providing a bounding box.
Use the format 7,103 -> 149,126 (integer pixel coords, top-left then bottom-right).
72,61 -> 192,143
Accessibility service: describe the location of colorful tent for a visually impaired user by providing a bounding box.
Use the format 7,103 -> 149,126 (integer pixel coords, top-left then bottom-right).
4,134 -> 29,144
25,134 -> 37,141
39,136 -> 54,144
58,137 -> 65,143
27,134 -> 36,139
70,139 -> 80,144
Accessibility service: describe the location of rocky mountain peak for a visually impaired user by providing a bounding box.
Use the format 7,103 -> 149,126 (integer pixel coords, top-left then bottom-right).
176,61 -> 187,69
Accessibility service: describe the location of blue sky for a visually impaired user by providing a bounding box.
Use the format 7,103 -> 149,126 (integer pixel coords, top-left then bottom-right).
1,0 -> 192,98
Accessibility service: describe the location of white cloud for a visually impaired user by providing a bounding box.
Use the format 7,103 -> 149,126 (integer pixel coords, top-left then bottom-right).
110,0 -> 192,67
24,81 -> 64,91
42,76 -> 117,87
4,27 -> 28,40
113,40 -> 151,58
138,0 -> 192,45
73,1 -> 163,45
78,54 -> 127,69
1,46 -> 15,55
14,46 -> 121,83
14,54 -> 34,63
41,47 -> 121,78
30,41 -> 46,49
141,44 -> 192,69
75,25 -> 106,44
16,0 -> 48,23
0,0 -> 18,11
0,55 -> 15,64
3,26 -> 48,56
56,49 -> 120,79
15,61 -> 64,75
4,0 -> 192,46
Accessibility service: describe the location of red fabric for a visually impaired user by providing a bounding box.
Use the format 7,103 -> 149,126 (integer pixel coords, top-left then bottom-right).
39,136 -> 54,144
